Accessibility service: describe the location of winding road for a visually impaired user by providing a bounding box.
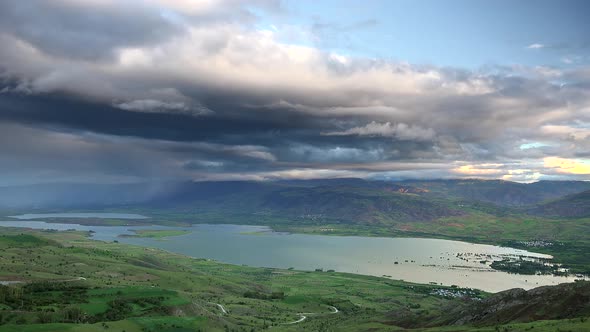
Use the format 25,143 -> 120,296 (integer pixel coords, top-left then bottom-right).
198,300 -> 337,325
282,305 -> 340,325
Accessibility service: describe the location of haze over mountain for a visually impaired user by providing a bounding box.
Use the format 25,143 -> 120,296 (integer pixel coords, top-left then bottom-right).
2,179 -> 589,224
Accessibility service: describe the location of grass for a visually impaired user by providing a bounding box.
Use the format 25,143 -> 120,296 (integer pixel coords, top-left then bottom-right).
0,227 -> 456,331
416,318 -> 590,331
0,234 -> 57,248
0,227 -> 588,331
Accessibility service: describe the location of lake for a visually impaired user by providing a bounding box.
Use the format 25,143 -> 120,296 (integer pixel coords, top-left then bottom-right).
0,218 -> 582,292
8,213 -> 148,219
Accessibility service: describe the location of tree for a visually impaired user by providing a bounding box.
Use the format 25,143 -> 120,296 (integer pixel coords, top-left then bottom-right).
63,306 -> 86,323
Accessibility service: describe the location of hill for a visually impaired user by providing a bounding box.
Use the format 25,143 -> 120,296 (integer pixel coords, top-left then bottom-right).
442,281 -> 590,326
399,179 -> 590,206
532,190 -> 590,218
0,180 -> 463,224
385,281 -> 590,329
0,228 -> 589,332
261,185 -> 463,223
3,179 -> 590,226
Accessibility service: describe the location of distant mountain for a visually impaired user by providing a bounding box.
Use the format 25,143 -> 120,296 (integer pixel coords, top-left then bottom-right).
2,179 -> 590,223
399,179 -> 590,206
0,179 -> 459,224
140,180 -> 460,224
532,190 -> 590,218
277,178 -> 428,193
261,185 -> 462,223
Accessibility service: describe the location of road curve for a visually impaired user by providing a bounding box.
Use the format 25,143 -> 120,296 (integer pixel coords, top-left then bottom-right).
284,314 -> 307,325
211,302 -> 228,314
282,305 -> 339,325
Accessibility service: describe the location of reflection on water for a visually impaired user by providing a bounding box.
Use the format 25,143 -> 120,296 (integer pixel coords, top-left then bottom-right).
0,220 -> 582,292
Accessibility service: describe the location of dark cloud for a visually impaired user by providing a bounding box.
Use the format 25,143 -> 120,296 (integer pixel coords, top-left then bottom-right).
0,1 -> 185,61
0,1 -> 589,184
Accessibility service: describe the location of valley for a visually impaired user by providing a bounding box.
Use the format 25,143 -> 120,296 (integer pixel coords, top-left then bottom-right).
0,227 -> 589,332
2,179 -> 590,331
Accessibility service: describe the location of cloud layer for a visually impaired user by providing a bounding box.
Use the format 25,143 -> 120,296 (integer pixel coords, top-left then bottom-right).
0,0 -> 589,184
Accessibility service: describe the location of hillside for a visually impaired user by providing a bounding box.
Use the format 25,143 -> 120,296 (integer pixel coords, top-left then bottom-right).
384,281 -> 590,329
442,281 -> 590,326
0,228 -> 473,331
400,179 -> 590,206
262,185 -> 463,223
532,190 -> 590,218
0,180 -> 464,224
2,179 -> 590,225
0,228 -> 589,332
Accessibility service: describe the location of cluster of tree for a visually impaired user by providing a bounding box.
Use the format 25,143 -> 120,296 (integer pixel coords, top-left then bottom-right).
0,282 -> 88,311
0,282 -> 172,325
243,291 -> 285,300
490,259 -> 568,276
91,296 -> 168,322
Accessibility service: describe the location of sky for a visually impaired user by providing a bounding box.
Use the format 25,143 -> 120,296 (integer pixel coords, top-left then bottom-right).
0,0 -> 589,185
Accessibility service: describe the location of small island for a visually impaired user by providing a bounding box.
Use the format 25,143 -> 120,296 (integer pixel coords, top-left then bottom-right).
118,229 -> 191,239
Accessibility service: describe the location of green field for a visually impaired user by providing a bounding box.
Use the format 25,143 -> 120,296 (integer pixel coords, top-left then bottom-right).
0,228 -> 589,331
0,228 -> 455,331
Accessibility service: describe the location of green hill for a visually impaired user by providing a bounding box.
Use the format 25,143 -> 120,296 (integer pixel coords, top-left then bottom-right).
532,190 -> 590,218
0,228 -> 589,332
400,179 -> 590,206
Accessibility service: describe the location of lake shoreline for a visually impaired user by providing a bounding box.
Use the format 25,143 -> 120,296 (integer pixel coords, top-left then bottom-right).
0,216 -> 582,292
0,212 -> 559,252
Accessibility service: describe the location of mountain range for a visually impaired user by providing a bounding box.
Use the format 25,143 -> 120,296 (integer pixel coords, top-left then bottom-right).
1,179 -> 589,222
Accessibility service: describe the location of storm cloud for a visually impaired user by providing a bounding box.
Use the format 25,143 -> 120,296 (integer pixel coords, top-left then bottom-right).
0,0 -> 589,184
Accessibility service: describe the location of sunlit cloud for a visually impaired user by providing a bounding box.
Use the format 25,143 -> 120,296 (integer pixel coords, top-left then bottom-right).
452,164 -> 505,176
502,169 -> 542,183
544,157 -> 590,175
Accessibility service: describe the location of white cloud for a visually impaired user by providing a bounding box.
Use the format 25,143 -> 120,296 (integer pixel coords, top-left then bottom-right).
527,43 -> 545,49
114,99 -> 213,116
0,1 -> 590,182
322,122 -> 435,141
115,99 -> 189,112
540,125 -> 590,141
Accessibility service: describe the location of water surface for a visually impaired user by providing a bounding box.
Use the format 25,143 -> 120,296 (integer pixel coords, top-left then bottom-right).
8,213 -> 148,219
0,220 -> 582,292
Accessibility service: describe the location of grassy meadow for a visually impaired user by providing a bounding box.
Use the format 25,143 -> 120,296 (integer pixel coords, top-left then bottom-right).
0,227 -> 589,331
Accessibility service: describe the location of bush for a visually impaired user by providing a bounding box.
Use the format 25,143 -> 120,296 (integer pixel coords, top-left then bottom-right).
36,311 -> 55,324
243,291 -> 285,300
